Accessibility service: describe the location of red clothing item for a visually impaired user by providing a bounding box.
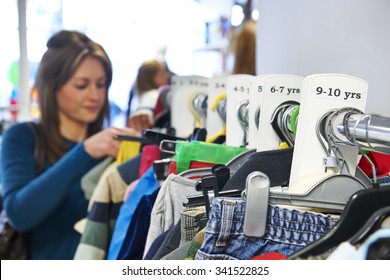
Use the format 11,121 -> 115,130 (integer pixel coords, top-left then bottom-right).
358,152 -> 390,178
168,161 -> 215,179
251,252 -> 288,260
139,145 -> 160,178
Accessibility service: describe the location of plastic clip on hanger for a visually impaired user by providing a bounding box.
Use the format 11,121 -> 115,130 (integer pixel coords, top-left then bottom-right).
242,171 -> 270,237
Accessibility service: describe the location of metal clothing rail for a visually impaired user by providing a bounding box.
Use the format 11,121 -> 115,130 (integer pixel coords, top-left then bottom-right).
337,113 -> 390,155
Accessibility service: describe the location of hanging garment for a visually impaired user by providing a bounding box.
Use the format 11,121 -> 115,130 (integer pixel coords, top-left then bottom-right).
81,156 -> 115,200
194,197 -> 339,260
114,188 -> 159,259
143,227 -> 172,260
116,154 -> 141,186
115,140 -> 141,165
180,205 -> 207,246
106,167 -> 159,260
151,220 -> 182,260
185,227 -> 206,260
143,173 -> 200,256
160,241 -> 192,260
138,145 -> 161,177
73,162 -> 127,260
358,151 -> 390,178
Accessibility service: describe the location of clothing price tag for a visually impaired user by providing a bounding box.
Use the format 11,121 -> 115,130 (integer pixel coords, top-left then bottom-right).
226,74 -> 255,147
206,75 -> 228,142
289,74 -> 368,192
256,75 -> 303,152
170,75 -> 209,138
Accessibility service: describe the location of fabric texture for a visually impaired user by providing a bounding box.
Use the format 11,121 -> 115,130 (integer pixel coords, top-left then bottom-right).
195,197 -> 339,260
160,241 -> 191,260
116,188 -> 159,259
143,173 -> 200,256
117,154 -> 141,186
81,156 -> 114,200
180,206 -> 207,246
115,141 -> 141,165
107,167 -> 159,260
151,220 -> 182,260
143,227 -> 171,260
185,227 -> 206,260
74,162 -> 127,260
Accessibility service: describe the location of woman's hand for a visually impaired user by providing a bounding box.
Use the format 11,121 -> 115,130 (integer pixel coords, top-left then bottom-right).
83,127 -> 141,159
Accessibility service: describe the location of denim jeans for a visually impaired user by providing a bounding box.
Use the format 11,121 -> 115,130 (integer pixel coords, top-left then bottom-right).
195,197 -> 339,260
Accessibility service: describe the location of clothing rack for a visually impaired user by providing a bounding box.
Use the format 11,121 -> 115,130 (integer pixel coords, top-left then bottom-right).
337,113 -> 390,155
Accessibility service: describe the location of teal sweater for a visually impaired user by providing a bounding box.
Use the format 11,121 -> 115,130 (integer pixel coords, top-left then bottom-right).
1,122 -> 98,259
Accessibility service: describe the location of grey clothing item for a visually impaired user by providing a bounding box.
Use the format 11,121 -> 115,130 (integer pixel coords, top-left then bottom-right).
152,220 -> 182,260
161,241 -> 192,260
81,156 -> 114,200
143,173 -> 200,256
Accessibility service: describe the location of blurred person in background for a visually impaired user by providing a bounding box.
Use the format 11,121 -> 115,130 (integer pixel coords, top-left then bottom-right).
126,59 -> 171,132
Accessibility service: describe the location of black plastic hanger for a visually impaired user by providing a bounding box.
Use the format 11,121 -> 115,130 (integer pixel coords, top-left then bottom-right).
348,205 -> 390,246
289,184 -> 390,259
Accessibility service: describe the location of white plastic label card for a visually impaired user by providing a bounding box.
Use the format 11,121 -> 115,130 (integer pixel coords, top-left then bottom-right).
206,75 -> 228,142
248,75 -> 272,149
170,75 -> 209,138
256,75 -> 303,152
289,73 -> 368,191
226,74 -> 254,147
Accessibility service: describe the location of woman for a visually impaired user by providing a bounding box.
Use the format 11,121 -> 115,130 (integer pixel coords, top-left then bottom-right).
126,59 -> 171,131
0,30 -> 139,260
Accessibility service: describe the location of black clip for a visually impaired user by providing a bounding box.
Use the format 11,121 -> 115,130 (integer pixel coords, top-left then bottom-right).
197,174 -> 219,218
211,164 -> 230,192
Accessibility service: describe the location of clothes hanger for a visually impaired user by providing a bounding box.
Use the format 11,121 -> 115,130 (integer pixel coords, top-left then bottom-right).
348,205 -> 390,246
161,139 -> 247,174
270,101 -> 300,147
237,99 -> 249,147
237,167 -> 372,240
191,93 -> 208,128
289,184 -> 390,259
225,148 -> 256,174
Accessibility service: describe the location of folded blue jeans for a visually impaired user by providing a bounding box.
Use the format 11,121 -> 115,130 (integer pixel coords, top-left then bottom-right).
195,197 -> 339,260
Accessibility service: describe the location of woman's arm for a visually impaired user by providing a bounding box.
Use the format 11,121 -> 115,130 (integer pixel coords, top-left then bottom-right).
1,123 -> 97,231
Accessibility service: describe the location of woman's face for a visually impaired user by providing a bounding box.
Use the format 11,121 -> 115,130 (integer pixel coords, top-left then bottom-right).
153,64 -> 170,87
57,56 -> 107,130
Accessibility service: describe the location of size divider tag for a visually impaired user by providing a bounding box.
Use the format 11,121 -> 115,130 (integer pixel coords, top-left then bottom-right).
170,75 -> 209,138
323,156 -> 338,167
226,74 -> 255,147
247,75 -> 273,149
256,74 -> 303,152
205,75 -> 228,141
289,73 -> 368,191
